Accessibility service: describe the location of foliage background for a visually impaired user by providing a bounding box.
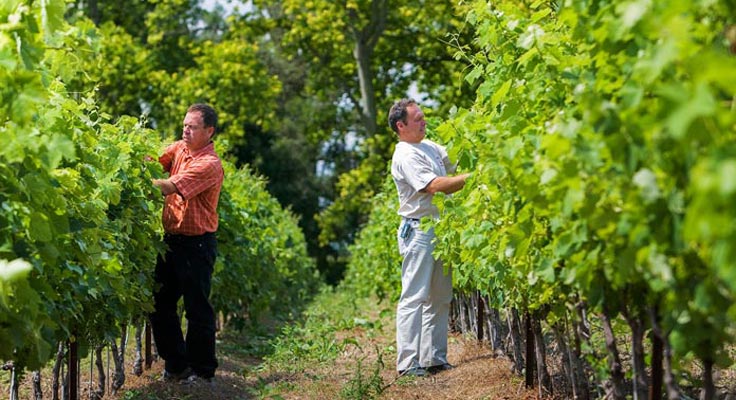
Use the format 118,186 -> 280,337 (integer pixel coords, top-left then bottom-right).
1,0 -> 319,370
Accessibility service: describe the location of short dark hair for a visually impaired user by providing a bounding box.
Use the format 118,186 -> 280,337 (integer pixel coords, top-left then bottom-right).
187,103 -> 218,134
388,98 -> 417,134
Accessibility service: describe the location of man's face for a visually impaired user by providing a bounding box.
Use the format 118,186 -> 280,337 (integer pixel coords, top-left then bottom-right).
398,105 -> 426,143
182,111 -> 214,151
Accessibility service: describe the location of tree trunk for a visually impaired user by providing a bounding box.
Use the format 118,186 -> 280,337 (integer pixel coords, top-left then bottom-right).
460,292 -> 471,333
468,292 -> 477,336
449,296 -> 459,332
571,304 -> 591,400
111,324 -> 128,393
32,370 -> 42,400
134,322 -> 144,376
353,39 -> 378,136
93,346 -> 105,400
702,358 -> 715,400
662,339 -> 680,400
649,329 -> 663,400
9,365 -> 18,400
484,306 -> 493,347
468,293 -> 475,334
533,314 -> 552,397
600,310 -> 626,399
574,297 -> 591,342
52,342 -> 64,400
623,310 -> 648,400
552,322 -> 575,399
648,305 -> 680,400
146,319 -> 154,369
347,0 -> 387,137
506,308 -> 524,376
488,304 -> 505,354
455,293 -> 465,333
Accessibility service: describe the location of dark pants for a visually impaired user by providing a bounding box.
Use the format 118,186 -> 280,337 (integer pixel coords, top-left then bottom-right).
150,232 -> 218,378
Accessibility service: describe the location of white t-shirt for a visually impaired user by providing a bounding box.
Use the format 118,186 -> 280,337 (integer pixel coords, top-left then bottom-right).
391,139 -> 455,219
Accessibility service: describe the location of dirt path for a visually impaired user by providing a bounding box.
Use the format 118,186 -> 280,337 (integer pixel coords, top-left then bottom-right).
5,298 -> 537,399
269,333 -> 538,400
106,317 -> 537,400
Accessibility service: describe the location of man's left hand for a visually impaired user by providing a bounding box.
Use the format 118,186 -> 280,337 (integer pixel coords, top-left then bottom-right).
152,178 -> 178,196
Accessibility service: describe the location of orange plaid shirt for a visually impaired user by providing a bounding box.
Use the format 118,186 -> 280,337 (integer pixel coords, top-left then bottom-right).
159,141 -> 224,235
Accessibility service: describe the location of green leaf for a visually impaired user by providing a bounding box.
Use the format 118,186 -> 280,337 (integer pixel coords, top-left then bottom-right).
537,258 -> 555,283
531,8 -> 551,23
40,0 -> 66,37
517,47 -> 538,66
45,134 -> 77,169
465,64 -> 483,85
0,42 -> 17,70
541,134 -> 571,160
29,212 -> 52,242
491,79 -> 512,108
0,0 -> 23,13
540,168 -> 557,185
664,82 -> 716,139
503,136 -> 524,160
617,0 -> 650,30
716,160 -> 736,196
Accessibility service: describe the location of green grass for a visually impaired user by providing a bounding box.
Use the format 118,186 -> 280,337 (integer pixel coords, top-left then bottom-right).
261,287 -> 363,371
339,350 -> 386,400
121,390 -> 168,400
248,286 -> 392,398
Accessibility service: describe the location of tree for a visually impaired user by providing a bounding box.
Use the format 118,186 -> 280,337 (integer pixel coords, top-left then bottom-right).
66,0 -> 478,283
250,0 -> 476,280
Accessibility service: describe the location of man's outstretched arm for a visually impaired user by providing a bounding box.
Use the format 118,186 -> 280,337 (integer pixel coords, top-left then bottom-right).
423,173 -> 471,195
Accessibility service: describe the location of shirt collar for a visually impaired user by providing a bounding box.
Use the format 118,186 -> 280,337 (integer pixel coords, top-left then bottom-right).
186,141 -> 215,157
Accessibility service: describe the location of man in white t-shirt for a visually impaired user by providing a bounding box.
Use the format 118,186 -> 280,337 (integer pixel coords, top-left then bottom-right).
388,98 -> 470,377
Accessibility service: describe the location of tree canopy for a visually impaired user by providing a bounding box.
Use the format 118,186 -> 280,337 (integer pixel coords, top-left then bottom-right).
66,0 -> 476,282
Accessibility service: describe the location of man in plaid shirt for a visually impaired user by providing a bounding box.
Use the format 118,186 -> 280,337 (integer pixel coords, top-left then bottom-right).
151,103 -> 224,384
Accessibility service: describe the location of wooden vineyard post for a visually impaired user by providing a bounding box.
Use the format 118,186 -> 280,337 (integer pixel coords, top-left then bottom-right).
525,311 -> 535,389
649,330 -> 663,400
476,290 -> 484,342
145,320 -> 153,369
67,339 -> 78,400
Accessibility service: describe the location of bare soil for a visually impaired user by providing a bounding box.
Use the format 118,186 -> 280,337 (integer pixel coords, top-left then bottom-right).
3,303 -> 537,399
98,310 -> 539,400
104,331 -> 537,400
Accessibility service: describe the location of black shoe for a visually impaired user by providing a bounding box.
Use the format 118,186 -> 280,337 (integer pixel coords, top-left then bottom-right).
180,374 -> 214,386
161,367 -> 193,382
398,367 -> 428,377
427,363 -> 454,374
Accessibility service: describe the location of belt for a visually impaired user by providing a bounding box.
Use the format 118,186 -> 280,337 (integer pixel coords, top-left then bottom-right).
402,217 -> 420,222
164,232 -> 215,244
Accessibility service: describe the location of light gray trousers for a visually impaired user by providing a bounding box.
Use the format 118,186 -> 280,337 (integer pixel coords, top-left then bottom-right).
396,220 -> 453,371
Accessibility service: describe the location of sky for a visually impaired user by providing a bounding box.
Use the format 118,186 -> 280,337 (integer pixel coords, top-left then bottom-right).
201,0 -> 250,14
